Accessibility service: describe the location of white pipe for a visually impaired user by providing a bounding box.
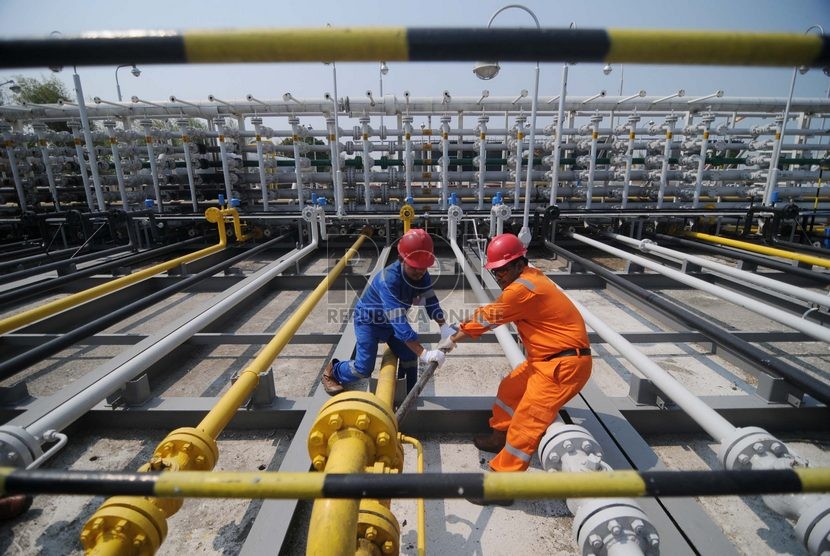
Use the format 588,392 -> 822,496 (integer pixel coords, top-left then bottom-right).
611,233 -> 830,308
176,119 -> 199,213
0,126 -> 27,212
621,115 -> 639,209
73,73 -> 106,212
477,116 -> 488,210
441,116 -> 451,211
32,123 -> 60,211
571,232 -> 830,344
330,63 -> 345,216
656,115 -> 677,209
764,68 -> 798,206
140,120 -> 164,213
518,63 -> 540,247
214,118 -> 234,204
21,230 -> 320,439
548,63 -> 568,206
288,117 -> 306,207
361,116 -> 372,211
585,116 -> 601,209
104,122 -> 129,210
513,115 -> 525,212
403,116 -> 414,202
68,123 -> 95,212
252,118 -> 270,211
692,115 -> 714,208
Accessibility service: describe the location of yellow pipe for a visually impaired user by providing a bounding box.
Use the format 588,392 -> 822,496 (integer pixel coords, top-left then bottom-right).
685,231 -> 830,269
307,435 -> 370,556
198,229 -> 369,438
82,230 -> 370,555
0,207 -> 232,335
400,434 -> 426,556
399,203 -> 415,233
374,349 -> 398,413
225,207 -> 253,241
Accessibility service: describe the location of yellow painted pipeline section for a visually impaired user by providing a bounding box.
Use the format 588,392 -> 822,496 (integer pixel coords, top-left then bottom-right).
81,230 -> 370,555
0,207 -> 250,335
685,231 -> 830,269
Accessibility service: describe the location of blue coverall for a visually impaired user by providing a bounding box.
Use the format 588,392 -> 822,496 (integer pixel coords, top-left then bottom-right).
332,260 -> 444,391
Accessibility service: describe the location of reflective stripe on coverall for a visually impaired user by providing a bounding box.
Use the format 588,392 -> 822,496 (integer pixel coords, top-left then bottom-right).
459,266 -> 592,471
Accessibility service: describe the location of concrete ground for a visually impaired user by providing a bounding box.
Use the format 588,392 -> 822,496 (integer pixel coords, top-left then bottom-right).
1,240 -> 828,555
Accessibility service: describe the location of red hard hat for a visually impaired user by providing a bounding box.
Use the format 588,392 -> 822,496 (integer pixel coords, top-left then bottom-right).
398,228 -> 435,269
485,233 -> 527,270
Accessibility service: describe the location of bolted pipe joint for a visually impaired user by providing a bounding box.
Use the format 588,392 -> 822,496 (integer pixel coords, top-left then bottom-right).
539,422 -> 606,473
718,427 -> 800,471
573,498 -> 660,556
0,426 -> 43,469
357,499 -> 400,555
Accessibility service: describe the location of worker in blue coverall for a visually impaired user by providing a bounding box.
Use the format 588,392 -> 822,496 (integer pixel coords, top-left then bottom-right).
322,228 -> 453,395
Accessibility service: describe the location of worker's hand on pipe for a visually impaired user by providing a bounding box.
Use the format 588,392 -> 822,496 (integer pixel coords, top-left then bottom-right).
419,349 -> 446,368
436,336 -> 456,353
440,322 -> 458,341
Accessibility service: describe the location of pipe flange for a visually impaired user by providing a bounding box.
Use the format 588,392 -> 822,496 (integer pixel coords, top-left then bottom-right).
147,427 -> 219,472
573,498 -> 659,556
0,426 -> 43,468
309,392 -> 403,471
794,496 -> 830,556
447,205 -> 463,223
357,499 -> 400,555
538,424 -> 602,472
718,426 -> 789,470
80,496 -> 168,554
399,204 -> 415,222
301,205 -> 316,223
493,204 -> 511,219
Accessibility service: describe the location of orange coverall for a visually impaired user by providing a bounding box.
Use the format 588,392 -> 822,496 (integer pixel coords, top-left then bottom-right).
459,266 -> 592,471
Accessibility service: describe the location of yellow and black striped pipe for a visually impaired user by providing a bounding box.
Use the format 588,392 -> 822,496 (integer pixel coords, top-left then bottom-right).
1,467 -> 829,500
0,27 -> 828,69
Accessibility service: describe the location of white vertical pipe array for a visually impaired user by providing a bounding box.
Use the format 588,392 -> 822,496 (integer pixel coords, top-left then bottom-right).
477,115 -> 488,210
176,118 -> 199,213
103,121 -> 129,210
621,114 -> 640,209
213,117 -> 234,204
549,63 -> 568,206
68,123 -> 95,212
252,118 -> 270,211
360,116 -> 372,211
585,115 -> 602,209
520,64 -> 540,239
513,115 -> 526,212
692,114 -> 714,208
440,116 -> 451,211
656,115 -> 677,209
331,63 -> 345,215
403,115 -> 414,202
73,73 -> 106,212
140,120 -> 163,213
571,232 -> 830,343
32,123 -> 60,211
288,117 -> 305,207
0,124 -> 27,212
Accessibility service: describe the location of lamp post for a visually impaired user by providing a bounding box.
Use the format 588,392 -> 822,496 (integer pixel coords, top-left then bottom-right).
379,61 -> 389,130
763,24 -> 825,207
474,3 -> 540,247
114,64 -> 141,102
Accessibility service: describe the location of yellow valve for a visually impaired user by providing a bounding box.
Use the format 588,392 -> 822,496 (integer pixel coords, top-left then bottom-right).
357,499 -> 400,555
308,392 -> 403,471
399,204 -> 415,233
80,497 -> 167,556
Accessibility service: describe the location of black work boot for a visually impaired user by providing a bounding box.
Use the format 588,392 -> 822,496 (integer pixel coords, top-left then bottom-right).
321,360 -> 344,396
473,429 -> 507,453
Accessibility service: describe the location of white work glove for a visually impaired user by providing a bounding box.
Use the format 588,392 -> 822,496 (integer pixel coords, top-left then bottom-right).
437,336 -> 456,353
419,349 -> 446,368
440,323 -> 458,341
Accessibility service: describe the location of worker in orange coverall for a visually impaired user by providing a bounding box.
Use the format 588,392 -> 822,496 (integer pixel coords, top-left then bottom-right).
439,233 -> 592,480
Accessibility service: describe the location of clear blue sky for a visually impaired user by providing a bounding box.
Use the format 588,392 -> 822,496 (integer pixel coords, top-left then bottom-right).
1,0 -> 829,110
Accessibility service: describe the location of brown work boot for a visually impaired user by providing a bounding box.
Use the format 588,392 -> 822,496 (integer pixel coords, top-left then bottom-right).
0,494 -> 33,520
321,360 -> 344,396
473,429 -> 507,453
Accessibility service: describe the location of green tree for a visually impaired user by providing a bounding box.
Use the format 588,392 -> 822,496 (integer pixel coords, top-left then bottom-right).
13,75 -> 72,132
